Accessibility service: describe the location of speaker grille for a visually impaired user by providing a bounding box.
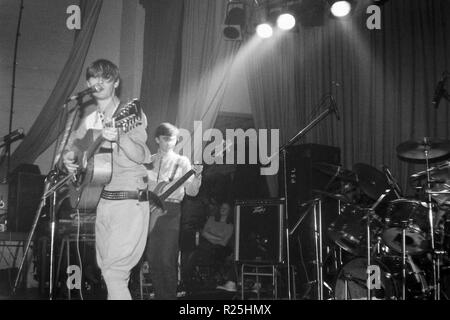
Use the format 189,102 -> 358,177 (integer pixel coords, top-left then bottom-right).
234,199 -> 285,264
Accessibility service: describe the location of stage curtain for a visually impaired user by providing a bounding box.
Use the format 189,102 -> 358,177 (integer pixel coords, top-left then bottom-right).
175,0 -> 240,161
2,0 -> 103,176
245,0 -> 450,195
139,0 -> 184,153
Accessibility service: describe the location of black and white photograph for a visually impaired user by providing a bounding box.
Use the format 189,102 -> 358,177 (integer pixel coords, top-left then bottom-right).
0,0 -> 450,307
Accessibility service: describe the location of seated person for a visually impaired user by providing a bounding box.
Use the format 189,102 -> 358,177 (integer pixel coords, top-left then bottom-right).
183,201 -> 234,291
201,202 -> 234,249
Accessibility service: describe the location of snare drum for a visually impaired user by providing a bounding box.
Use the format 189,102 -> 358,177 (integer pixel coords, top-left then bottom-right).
328,205 -> 384,256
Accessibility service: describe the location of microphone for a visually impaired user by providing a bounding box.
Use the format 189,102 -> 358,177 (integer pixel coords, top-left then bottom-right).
66,83 -> 103,102
432,71 -> 449,108
1,128 -> 24,143
330,95 -> 340,120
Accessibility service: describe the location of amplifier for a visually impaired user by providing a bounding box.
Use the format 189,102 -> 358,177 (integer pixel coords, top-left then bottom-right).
234,199 -> 285,264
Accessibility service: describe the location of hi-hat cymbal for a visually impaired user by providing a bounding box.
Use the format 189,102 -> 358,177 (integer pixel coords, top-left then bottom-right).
396,137 -> 450,161
313,162 -> 357,182
353,163 -> 389,200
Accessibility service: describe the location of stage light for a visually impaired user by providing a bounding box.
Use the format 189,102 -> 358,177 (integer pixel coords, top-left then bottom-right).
276,12 -> 296,30
330,1 -> 352,17
223,1 -> 245,40
256,23 -> 273,38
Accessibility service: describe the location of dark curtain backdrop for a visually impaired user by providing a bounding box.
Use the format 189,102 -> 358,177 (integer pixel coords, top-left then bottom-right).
139,0 -> 184,153
246,0 -> 450,195
1,0 -> 103,177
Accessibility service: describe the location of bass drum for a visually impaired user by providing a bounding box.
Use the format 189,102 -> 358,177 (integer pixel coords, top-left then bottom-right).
333,256 -> 429,300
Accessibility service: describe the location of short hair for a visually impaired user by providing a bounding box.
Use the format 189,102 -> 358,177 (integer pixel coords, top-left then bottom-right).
154,122 -> 179,138
86,59 -> 120,82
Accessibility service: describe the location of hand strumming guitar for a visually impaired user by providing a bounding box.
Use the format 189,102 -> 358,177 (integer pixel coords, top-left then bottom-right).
102,127 -> 119,142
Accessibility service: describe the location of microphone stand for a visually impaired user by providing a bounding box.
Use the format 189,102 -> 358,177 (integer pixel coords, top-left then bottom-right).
269,99 -> 337,300
12,100 -> 81,299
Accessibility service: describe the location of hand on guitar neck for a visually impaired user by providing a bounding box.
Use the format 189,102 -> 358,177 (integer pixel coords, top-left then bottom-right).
192,163 -> 203,178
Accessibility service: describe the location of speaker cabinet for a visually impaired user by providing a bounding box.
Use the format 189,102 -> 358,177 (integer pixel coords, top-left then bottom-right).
8,172 -> 45,232
234,199 -> 284,264
281,143 -> 341,299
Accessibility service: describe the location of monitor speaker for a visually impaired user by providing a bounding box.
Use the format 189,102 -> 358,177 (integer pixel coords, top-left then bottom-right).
234,199 -> 284,264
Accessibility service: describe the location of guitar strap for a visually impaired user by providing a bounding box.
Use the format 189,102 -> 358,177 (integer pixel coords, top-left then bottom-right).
169,159 -> 180,182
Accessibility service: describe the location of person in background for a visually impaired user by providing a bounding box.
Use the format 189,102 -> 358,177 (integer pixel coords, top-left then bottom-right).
145,122 -> 203,299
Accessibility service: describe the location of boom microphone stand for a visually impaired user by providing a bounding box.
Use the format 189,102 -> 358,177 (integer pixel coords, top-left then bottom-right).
12,102 -> 81,299
268,95 -> 339,300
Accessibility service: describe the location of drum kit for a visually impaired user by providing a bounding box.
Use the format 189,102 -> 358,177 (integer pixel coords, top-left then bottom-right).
317,137 -> 450,300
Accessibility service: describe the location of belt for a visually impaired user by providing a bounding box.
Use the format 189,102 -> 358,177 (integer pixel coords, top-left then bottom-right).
101,189 -> 149,202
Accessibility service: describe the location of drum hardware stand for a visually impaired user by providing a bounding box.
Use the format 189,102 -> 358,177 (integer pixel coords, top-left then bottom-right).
423,143 -> 440,300
291,198 -> 325,300
313,198 -> 324,300
401,223 -> 407,300
364,189 -> 390,300
268,96 -> 338,300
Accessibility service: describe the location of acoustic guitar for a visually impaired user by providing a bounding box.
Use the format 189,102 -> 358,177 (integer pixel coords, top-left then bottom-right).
67,98 -> 143,211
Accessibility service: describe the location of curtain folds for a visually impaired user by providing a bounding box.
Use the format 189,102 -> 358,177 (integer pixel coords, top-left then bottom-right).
175,0 -> 240,160
246,0 -> 450,195
139,0 -> 185,153
2,0 -> 103,176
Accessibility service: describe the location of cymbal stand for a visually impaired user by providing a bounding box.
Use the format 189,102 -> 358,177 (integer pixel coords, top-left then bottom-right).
424,146 -> 440,300
290,198 -> 324,300
312,198 -> 324,300
401,223 -> 407,300
365,189 -> 390,300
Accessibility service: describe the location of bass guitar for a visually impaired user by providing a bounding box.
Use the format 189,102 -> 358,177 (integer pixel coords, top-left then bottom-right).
148,139 -> 233,216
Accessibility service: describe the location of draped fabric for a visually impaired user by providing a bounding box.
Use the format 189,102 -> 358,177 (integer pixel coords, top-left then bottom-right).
139,0 -> 184,153
245,0 -> 450,196
140,0 -> 239,156
1,0 -> 103,176
175,0 -> 240,161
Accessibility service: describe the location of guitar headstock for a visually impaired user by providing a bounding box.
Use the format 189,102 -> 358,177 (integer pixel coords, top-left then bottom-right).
113,99 -> 143,133
211,139 -> 233,159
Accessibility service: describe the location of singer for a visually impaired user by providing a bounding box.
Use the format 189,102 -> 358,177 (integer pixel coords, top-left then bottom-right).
61,59 -> 151,299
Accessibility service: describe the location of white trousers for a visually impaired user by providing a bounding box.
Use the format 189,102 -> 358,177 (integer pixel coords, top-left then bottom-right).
96,199 -> 149,300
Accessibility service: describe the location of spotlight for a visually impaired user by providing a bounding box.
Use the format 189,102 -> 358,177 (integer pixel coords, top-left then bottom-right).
256,23 -> 273,38
223,1 -> 245,40
330,1 -> 352,17
276,12 -> 296,30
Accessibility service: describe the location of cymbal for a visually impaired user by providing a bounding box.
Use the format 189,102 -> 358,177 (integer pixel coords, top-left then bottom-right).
353,163 -> 389,200
396,137 -> 450,161
313,162 -> 357,182
312,189 -> 352,203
